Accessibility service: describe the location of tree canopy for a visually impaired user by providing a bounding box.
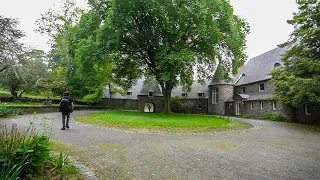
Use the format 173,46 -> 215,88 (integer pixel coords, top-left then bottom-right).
271,0 -> 320,107
91,0 -> 249,112
0,15 -> 24,73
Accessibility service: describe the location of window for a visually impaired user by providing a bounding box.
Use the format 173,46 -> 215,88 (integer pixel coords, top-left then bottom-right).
274,63 -> 281,68
251,102 -> 253,109
197,104 -> 203,109
259,83 -> 265,91
242,87 -> 246,93
182,93 -> 188,98
273,101 -> 277,110
260,101 -> 264,110
127,92 -> 132,96
212,88 -> 219,104
305,105 -> 311,115
198,93 -> 204,98
229,103 -> 233,109
148,92 -> 154,97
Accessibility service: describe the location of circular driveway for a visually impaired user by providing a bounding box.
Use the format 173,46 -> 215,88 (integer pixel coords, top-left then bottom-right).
1,111 -> 320,179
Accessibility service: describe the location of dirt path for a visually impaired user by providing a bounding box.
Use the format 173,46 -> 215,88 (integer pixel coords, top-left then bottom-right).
1,111 -> 320,180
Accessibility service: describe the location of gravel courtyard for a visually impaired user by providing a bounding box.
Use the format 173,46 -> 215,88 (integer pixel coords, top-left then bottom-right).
1,111 -> 320,180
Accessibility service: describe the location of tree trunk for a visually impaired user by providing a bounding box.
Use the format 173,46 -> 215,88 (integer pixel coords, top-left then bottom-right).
11,88 -> 17,101
161,82 -> 173,113
108,84 -> 112,107
19,90 -> 25,97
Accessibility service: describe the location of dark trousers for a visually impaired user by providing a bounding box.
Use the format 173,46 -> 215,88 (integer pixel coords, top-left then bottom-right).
62,111 -> 70,127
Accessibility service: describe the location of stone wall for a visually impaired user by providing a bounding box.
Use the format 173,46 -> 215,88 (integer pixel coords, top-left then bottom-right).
138,95 -> 164,113
181,99 -> 208,114
234,80 -> 273,94
208,84 -> 233,115
296,105 -> 320,125
98,98 -> 138,109
240,101 -> 291,119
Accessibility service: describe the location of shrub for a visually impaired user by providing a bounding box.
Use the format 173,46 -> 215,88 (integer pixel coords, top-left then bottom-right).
181,101 -> 195,113
263,113 -> 283,121
170,96 -> 183,113
0,124 -> 51,179
0,107 -> 14,117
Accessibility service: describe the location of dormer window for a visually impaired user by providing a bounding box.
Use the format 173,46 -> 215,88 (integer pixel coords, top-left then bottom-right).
198,93 -> 204,98
242,87 -> 246,93
148,90 -> 154,97
274,63 -> 281,68
182,93 -> 188,98
259,83 -> 265,92
127,92 -> 132,96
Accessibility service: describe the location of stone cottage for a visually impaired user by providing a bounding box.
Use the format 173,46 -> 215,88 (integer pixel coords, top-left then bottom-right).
101,47 -> 319,124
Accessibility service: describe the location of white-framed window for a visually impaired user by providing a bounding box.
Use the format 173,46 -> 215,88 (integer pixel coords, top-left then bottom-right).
197,104 -> 203,109
212,88 -> 219,104
242,87 -> 246,93
260,101 -> 264,110
305,105 -> 311,115
182,93 -> 188,98
259,83 -> 265,92
251,102 -> 253,109
272,101 -> 277,110
127,92 -> 132,96
198,93 -> 204,98
148,91 -> 154,97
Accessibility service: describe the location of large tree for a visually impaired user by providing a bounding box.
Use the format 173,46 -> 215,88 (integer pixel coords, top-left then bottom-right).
271,0 -> 320,107
95,0 -> 249,112
0,15 -> 24,73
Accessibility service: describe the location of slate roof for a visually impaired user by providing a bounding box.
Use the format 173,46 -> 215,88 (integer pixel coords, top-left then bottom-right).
209,75 -> 234,86
171,80 -> 209,99
235,47 -> 287,86
139,82 -> 163,96
102,79 -> 144,99
236,92 -> 273,101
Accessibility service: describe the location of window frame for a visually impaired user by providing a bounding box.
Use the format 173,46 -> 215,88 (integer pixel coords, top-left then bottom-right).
251,102 -> 253,109
305,105 -> 311,115
260,101 -> 264,110
148,91 -> 154,97
212,88 -> 219,104
198,93 -> 204,98
197,104 -> 203,109
272,101 -> 277,110
242,87 -> 246,93
127,92 -> 132,96
182,93 -> 188,98
259,83 -> 265,92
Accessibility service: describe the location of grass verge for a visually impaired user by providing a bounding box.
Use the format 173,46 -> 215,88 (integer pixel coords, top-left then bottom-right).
75,110 -> 251,133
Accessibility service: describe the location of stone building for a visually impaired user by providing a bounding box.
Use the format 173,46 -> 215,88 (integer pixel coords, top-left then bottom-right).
101,47 -> 319,124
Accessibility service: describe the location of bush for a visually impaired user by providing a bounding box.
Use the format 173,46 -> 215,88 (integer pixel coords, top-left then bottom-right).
0,107 -> 14,117
0,124 -> 51,179
263,113 -> 283,121
181,101 -> 195,113
170,96 -> 183,113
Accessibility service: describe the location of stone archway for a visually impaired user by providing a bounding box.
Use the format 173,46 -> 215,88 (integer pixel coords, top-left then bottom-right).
144,103 -> 155,113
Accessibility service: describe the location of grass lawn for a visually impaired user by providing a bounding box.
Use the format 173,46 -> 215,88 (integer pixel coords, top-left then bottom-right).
0,89 -> 60,100
75,111 -> 251,133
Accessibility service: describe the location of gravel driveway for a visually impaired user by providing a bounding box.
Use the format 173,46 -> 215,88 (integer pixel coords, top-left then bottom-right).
1,111 -> 320,180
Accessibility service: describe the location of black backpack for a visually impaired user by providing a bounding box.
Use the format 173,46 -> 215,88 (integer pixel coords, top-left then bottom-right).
60,97 -> 70,112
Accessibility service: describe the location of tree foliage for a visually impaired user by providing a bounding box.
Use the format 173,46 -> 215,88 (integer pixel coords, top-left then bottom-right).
271,0 -> 320,106
0,15 -> 24,73
93,0 -> 249,112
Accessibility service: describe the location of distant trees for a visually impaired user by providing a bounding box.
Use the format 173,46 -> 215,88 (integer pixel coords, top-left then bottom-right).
271,0 -> 320,107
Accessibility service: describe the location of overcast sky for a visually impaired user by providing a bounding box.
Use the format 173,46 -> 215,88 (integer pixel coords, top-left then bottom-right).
0,0 -> 298,59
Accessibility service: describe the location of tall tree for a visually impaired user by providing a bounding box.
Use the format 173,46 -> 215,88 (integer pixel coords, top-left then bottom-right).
271,0 -> 320,107
96,0 -> 249,112
0,15 -> 24,73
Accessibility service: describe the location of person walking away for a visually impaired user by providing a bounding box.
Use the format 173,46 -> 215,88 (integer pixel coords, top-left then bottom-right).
59,91 -> 74,130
